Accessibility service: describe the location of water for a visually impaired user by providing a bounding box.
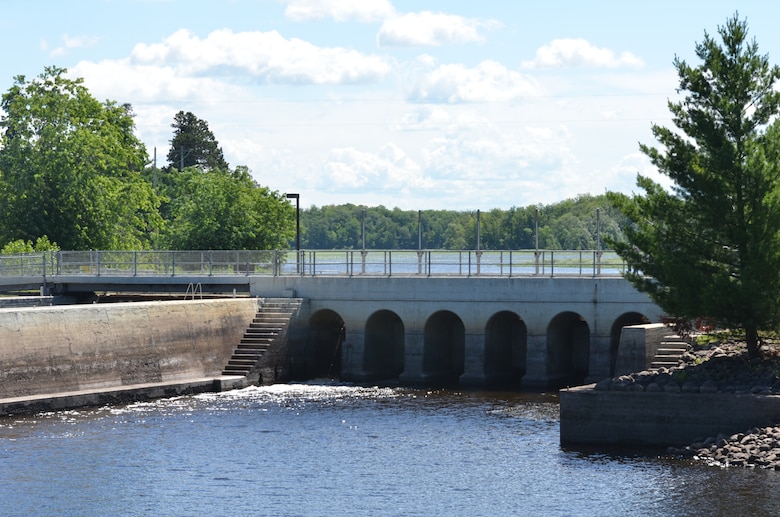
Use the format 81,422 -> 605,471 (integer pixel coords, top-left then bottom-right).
2,384 -> 780,516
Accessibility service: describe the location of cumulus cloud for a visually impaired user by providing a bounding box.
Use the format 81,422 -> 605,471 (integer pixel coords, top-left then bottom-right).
129,28 -> 392,84
378,11 -> 501,47
522,38 -> 644,69
283,0 -> 394,22
407,58 -> 542,103
323,143 -> 432,190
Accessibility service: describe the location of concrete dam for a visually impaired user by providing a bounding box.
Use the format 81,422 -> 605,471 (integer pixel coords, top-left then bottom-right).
0,274 -> 666,414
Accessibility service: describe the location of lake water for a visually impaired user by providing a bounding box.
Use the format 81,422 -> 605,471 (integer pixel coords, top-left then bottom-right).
2,384 -> 780,516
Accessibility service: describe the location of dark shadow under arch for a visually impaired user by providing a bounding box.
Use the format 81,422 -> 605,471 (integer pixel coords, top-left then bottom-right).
423,310 -> 465,386
363,309 -> 405,381
293,309 -> 344,381
484,311 -> 527,387
547,311 -> 590,387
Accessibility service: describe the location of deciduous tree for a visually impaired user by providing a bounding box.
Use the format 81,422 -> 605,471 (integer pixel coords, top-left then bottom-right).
161,166 -> 295,250
0,67 -> 161,250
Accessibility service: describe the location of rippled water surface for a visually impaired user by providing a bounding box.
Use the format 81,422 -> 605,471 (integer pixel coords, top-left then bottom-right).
2,384 -> 780,516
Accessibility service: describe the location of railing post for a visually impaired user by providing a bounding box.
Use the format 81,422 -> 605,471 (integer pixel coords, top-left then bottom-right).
171,251 -> 176,277
96,250 -> 101,277
551,250 -> 555,277
41,252 -> 47,294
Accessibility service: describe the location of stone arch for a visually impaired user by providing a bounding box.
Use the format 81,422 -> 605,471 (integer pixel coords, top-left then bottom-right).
294,309 -> 345,381
363,309 -> 405,381
484,311 -> 527,386
423,310 -> 465,386
609,312 -> 650,376
547,311 -> 590,387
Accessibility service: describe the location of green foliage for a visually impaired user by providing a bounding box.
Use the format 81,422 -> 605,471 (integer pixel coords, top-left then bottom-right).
1,236 -> 59,254
0,67 -> 162,250
299,194 -> 626,250
166,111 -> 229,172
160,167 -> 295,250
608,15 -> 780,358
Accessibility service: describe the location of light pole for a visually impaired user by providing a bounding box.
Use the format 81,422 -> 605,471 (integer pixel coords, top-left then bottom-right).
286,193 -> 300,273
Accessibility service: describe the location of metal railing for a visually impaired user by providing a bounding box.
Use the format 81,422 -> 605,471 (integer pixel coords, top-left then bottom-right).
0,249 -> 628,279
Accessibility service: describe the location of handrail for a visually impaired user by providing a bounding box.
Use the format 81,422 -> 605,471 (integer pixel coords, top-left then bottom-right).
0,249 -> 628,280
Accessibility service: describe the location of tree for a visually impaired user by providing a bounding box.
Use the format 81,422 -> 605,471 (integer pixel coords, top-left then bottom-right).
1,236 -> 59,254
608,15 -> 780,358
166,111 -> 229,172
161,166 -> 295,250
0,67 -> 162,250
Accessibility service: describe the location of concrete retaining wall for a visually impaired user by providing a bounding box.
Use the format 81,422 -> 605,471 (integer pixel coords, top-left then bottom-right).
0,298 -> 259,399
560,385 -> 780,447
614,323 -> 670,376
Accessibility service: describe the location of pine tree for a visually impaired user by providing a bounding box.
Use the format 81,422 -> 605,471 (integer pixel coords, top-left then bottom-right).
608,15 -> 780,358
166,111 -> 229,171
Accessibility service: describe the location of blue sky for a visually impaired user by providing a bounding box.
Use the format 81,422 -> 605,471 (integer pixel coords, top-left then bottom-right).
1,1 -> 778,210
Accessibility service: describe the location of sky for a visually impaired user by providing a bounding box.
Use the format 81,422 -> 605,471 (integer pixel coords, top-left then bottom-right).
1,1 -> 779,211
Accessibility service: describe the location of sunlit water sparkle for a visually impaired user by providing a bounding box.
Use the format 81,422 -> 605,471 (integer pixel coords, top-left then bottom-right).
2,383 -> 780,516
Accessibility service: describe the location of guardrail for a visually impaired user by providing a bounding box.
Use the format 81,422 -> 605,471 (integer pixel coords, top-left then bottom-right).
0,249 -> 628,279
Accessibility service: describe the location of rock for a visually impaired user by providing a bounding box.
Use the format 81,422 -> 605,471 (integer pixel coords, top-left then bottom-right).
594,378 -> 612,391
699,379 -> 719,393
681,381 -> 700,393
664,381 -> 681,393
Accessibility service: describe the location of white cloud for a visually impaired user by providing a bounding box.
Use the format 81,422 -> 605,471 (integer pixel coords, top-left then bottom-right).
378,11 -> 501,47
323,143 -> 432,190
522,38 -> 644,69
283,0 -> 394,22
46,33 -> 100,58
407,59 -> 542,103
129,28 -> 392,84
609,151 -> 674,193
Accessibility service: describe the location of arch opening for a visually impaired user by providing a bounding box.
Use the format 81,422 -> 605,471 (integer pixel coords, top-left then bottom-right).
294,309 -> 345,381
547,311 -> 590,387
363,310 -> 405,382
609,312 -> 650,377
423,310 -> 465,386
484,311 -> 527,387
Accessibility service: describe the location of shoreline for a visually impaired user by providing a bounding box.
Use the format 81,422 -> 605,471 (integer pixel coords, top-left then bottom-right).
564,337 -> 780,469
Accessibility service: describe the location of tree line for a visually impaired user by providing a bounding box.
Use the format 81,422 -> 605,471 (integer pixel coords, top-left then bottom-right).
299,194 -> 628,250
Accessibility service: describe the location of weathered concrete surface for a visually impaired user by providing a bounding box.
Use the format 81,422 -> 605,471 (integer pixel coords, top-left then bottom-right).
0,296 -> 53,308
614,323 -> 670,376
0,376 -> 248,416
251,276 -> 663,387
0,298 -> 259,412
560,385 -> 780,447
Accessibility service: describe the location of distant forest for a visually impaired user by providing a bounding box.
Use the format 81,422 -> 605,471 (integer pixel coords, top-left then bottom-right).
298,194 -> 629,250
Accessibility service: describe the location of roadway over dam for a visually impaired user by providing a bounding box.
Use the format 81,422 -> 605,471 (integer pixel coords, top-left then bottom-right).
0,249 -> 665,388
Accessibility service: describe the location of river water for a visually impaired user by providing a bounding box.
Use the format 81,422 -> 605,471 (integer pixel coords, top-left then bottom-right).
2,384 -> 780,516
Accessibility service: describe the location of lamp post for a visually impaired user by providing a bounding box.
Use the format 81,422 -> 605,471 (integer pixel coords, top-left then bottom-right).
286,193 -> 300,273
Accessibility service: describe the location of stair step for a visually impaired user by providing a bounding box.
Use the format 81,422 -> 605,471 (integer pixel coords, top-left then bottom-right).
228,359 -> 257,366
221,297 -> 302,378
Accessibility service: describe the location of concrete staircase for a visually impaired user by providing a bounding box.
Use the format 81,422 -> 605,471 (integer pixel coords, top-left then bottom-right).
222,298 -> 302,377
649,335 -> 689,370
